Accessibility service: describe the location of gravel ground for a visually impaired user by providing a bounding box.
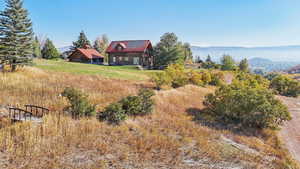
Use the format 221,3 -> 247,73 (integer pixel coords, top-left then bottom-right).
278,96 -> 300,162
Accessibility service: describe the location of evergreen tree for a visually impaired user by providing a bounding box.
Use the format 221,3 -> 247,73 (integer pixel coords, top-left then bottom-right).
206,55 -> 212,62
41,38 -> 60,59
71,31 -> 91,50
0,0 -> 34,71
154,32 -> 187,69
183,42 -> 193,61
221,55 -> 236,71
239,58 -> 249,72
32,36 -> 41,58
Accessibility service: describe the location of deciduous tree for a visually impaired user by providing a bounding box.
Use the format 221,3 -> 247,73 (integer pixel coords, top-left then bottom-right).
32,36 -> 42,58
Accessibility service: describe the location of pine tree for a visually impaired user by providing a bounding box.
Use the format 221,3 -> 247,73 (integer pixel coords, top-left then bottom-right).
154,32 -> 187,69
0,0 -> 33,71
32,36 -> 41,58
183,42 -> 193,61
41,38 -> 60,59
71,31 -> 91,50
239,58 -> 249,72
206,55 -> 212,62
221,55 -> 236,71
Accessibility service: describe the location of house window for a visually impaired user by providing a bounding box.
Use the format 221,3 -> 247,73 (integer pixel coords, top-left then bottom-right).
117,46 -> 123,51
133,57 -> 139,65
113,57 -> 116,62
124,57 -> 129,61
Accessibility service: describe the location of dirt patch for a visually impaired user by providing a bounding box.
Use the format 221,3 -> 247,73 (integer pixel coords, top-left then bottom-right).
278,96 -> 300,162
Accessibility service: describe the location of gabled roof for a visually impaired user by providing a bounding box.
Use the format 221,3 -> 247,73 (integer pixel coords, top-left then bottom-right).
106,40 -> 152,53
71,48 -> 104,59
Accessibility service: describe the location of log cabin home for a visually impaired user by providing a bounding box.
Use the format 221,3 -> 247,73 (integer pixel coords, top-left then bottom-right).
106,40 -> 154,68
68,45 -> 104,64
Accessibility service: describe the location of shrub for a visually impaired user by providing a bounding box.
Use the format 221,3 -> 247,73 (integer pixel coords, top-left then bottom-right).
62,87 -> 96,118
137,89 -> 155,115
99,103 -> 127,124
235,72 -> 270,88
203,81 -> 291,129
152,72 -> 172,89
270,75 -> 300,97
210,72 -> 225,86
264,73 -> 280,81
201,71 -> 212,85
151,64 -> 189,88
165,64 -> 189,88
99,89 -> 155,124
188,71 -> 204,86
152,63 -> 225,88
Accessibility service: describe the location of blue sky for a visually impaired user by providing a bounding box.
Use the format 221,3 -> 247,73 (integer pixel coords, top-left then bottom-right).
1,0 -> 300,47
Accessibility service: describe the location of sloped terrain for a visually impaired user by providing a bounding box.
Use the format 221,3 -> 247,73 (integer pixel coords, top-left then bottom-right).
0,67 -> 298,169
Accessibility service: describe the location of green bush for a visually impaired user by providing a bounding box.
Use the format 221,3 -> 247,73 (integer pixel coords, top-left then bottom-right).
264,73 -> 280,81
270,75 -> 300,97
210,72 -> 225,86
99,89 -> 155,124
137,89 -> 155,115
62,87 -> 96,118
152,64 -> 225,88
99,103 -> 127,124
188,71 -> 204,86
152,72 -> 172,89
165,64 -> 189,88
201,71 -> 212,85
203,81 -> 291,129
152,64 -> 189,88
235,72 -> 270,88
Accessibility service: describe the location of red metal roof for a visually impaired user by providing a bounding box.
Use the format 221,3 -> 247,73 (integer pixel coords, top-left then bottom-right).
106,40 -> 152,53
74,48 -> 104,59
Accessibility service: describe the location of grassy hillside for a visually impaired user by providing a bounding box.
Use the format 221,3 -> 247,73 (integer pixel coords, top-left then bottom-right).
34,59 -> 161,81
0,65 -> 298,168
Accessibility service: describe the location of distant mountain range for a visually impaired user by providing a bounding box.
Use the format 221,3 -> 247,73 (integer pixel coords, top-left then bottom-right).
59,46 -> 72,53
248,58 -> 298,72
191,45 -> 300,71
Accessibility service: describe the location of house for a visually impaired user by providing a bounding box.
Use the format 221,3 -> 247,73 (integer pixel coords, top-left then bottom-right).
106,40 -> 154,68
69,45 -> 104,64
287,65 -> 300,74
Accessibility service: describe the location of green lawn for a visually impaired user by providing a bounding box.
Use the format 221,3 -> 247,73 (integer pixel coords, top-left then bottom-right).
34,59 -> 161,81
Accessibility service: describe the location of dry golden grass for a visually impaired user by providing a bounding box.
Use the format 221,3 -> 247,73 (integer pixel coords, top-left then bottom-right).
0,67 -> 298,169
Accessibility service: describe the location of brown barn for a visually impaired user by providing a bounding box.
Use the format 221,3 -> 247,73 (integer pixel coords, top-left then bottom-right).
106,40 -> 154,68
69,45 -> 104,64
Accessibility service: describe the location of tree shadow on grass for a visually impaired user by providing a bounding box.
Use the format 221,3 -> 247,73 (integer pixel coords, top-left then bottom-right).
186,107 -> 265,137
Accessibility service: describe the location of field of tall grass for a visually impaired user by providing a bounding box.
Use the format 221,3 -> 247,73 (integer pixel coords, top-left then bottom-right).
0,66 -> 298,169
